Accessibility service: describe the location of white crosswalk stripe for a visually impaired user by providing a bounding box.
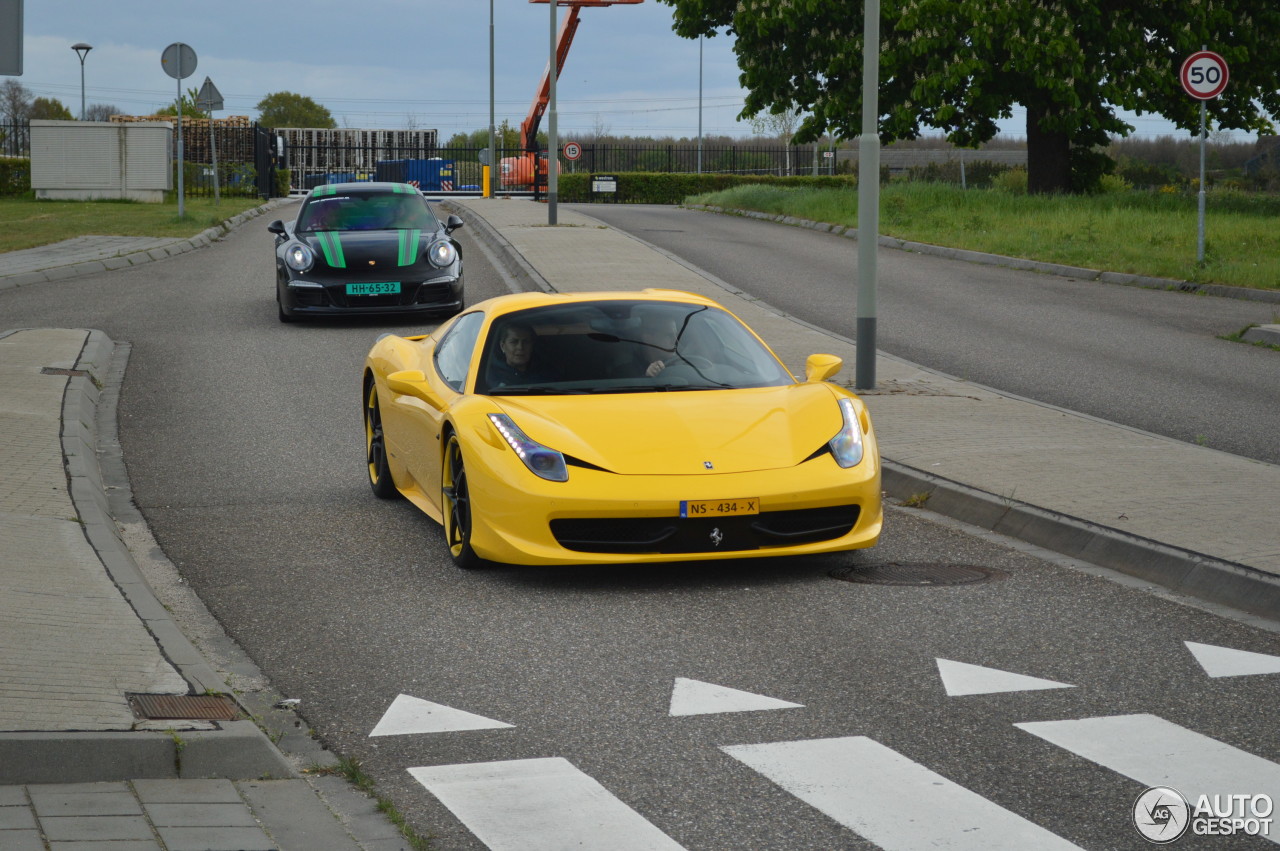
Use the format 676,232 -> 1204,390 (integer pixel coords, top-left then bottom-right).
408,757 -> 687,851
1016,713 -> 1279,844
723,736 -> 1083,850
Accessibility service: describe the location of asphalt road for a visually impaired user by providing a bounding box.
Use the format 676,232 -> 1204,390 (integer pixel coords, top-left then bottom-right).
2,207 -> 1277,850
574,203 -> 1280,466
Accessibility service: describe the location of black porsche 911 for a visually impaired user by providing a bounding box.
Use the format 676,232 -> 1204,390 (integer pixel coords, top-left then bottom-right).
268,182 -> 465,322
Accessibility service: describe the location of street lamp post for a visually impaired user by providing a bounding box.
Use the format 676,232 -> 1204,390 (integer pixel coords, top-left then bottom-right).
489,0 -> 496,198
71,43 -> 92,120
697,36 -> 703,174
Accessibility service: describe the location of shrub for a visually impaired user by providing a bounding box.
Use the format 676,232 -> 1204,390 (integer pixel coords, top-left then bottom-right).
555,172 -> 855,205
992,167 -> 1027,194
0,157 -> 31,196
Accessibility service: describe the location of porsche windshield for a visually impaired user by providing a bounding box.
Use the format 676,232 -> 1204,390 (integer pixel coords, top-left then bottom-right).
297,190 -> 439,232
477,300 -> 793,395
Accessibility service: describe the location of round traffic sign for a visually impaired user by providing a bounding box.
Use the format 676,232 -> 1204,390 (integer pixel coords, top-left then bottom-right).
1180,51 -> 1228,100
563,141 -> 583,161
161,42 -> 197,81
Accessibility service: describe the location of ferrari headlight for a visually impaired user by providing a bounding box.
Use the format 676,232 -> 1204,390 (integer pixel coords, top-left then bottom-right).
828,397 -> 865,468
488,414 -> 568,482
284,242 -> 314,272
426,238 -> 457,268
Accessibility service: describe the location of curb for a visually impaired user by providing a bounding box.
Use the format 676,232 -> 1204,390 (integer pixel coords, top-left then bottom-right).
685,204 -> 1280,305
880,463 -> 1280,622
455,200 -> 1280,623
0,331 -> 295,786
0,198 -> 292,293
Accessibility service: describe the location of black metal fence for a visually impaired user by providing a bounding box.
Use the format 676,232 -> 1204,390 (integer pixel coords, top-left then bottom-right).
3,123 -> 843,196
1,122 -> 28,157
281,142 -> 841,194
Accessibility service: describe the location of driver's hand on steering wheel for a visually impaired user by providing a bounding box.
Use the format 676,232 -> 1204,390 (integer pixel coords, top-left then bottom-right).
645,359 -> 666,377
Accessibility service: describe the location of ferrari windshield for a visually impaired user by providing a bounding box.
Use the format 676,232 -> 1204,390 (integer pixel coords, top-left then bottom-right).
296,187 -> 440,232
476,300 -> 793,395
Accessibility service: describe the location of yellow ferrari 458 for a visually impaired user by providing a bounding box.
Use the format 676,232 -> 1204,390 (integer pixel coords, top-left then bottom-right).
362,289 -> 881,568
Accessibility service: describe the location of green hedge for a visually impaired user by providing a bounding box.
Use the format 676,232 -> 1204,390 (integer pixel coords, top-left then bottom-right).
0,158 -> 31,196
554,172 -> 857,204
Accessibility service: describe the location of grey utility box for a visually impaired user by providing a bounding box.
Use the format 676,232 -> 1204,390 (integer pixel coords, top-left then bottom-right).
30,120 -> 173,202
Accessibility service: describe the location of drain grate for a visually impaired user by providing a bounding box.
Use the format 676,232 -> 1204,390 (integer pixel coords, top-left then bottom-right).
831,563 -> 1009,586
129,693 -> 241,721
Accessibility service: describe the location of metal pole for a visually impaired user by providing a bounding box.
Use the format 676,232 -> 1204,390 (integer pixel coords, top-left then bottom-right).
488,0 -> 495,198
547,0 -> 558,224
209,113 -> 219,205
855,0 -> 880,390
1197,98 -> 1206,264
176,76 -> 184,218
697,36 -> 703,174
79,61 -> 85,120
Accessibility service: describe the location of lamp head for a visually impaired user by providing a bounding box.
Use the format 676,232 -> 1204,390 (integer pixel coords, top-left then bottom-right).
72,43 -> 93,63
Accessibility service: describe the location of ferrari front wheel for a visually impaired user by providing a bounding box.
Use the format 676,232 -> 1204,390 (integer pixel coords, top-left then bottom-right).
364,380 -> 399,499
442,433 -> 482,569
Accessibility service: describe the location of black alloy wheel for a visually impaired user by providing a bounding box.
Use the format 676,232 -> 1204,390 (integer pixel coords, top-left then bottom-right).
364,381 -> 399,499
442,433 -> 482,569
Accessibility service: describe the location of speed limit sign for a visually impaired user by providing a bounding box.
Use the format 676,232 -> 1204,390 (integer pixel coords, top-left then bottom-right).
1180,51 -> 1229,100
563,141 -> 583,161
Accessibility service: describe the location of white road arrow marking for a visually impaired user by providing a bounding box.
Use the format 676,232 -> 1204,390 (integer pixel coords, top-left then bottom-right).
668,677 -> 804,716
408,757 -> 687,850
1185,641 -> 1280,678
723,736 -> 1082,850
936,658 -> 1076,697
369,693 -> 514,737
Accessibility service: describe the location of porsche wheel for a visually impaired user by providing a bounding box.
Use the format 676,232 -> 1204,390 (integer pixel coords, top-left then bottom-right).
442,433 -> 482,569
364,380 -> 399,499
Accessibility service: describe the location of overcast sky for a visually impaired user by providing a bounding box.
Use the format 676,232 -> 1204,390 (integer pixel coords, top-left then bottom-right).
10,0 -> 1226,143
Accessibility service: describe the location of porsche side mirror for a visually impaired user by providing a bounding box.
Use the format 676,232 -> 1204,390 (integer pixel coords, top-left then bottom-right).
267,220 -> 286,236
444,215 -> 464,234
804,354 -> 843,383
386,370 -> 443,409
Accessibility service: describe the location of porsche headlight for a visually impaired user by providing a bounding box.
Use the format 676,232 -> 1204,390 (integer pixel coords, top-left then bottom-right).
488,414 -> 568,482
828,397 -> 865,468
426,238 -> 457,268
284,242 -> 314,272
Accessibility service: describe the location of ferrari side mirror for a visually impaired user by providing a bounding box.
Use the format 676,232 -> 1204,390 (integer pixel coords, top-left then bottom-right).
384,369 -> 435,403
267,220 -> 286,236
804,354 -> 843,383
444,215 -> 464,234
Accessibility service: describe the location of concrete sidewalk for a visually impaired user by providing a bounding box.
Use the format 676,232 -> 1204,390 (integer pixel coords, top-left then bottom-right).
0,194 -> 1276,849
1,202 -> 412,848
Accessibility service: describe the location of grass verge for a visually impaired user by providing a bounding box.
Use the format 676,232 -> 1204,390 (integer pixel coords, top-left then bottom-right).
686,183 -> 1280,292
0,195 -> 268,254
308,756 -> 432,850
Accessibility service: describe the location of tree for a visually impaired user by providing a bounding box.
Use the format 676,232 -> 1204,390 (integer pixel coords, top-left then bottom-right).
156,88 -> 208,120
256,91 -> 336,129
750,106 -> 803,174
659,1 -> 1280,193
84,103 -> 121,122
0,79 -> 32,123
29,97 -> 73,120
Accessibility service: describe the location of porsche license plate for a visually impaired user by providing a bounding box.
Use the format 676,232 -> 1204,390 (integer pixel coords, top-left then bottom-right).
346,282 -> 400,296
680,498 -> 759,518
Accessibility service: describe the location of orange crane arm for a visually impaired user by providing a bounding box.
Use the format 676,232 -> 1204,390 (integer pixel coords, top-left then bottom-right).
520,6 -> 583,153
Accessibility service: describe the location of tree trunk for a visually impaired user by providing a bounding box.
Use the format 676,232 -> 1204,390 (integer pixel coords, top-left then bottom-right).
1025,104 -> 1071,194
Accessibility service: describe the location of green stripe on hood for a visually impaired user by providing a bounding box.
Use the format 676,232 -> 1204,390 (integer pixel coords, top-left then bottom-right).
397,229 -> 420,266
316,231 -> 346,268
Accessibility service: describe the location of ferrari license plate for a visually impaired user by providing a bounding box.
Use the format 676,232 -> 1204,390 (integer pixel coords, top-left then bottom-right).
346,282 -> 400,296
680,498 -> 759,518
